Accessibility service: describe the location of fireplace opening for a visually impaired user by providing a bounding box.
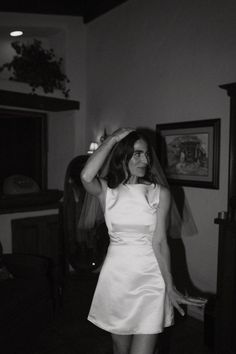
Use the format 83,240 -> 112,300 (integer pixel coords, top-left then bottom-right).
0,108 -> 62,213
0,108 -> 47,195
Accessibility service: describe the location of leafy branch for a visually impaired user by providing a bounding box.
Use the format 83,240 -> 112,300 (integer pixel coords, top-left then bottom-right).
0,39 -> 70,98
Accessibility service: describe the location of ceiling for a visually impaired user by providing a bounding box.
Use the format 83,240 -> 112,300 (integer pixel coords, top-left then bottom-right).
0,0 -> 129,23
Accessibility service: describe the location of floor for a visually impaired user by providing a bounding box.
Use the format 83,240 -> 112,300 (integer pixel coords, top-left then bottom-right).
26,272 -> 214,354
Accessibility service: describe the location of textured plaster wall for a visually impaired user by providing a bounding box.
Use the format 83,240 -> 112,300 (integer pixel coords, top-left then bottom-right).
0,12 -> 86,252
0,12 -> 87,190
86,0 -> 236,295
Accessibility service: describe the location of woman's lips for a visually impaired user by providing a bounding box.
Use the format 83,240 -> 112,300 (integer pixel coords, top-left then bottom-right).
137,166 -> 146,172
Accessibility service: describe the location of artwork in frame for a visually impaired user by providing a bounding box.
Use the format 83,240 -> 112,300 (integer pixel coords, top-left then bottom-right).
156,119 -> 221,189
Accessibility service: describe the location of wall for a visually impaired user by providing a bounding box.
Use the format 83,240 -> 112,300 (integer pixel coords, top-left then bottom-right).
0,12 -> 87,190
0,2 -> 234,318
86,0 -> 236,299
0,12 -> 86,253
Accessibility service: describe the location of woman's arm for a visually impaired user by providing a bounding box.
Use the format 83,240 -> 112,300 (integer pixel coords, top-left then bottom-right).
152,186 -> 207,316
80,128 -> 134,197
81,135 -> 116,197
152,187 -> 175,299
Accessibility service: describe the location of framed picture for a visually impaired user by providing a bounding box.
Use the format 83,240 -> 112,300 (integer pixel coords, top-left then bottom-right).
156,119 -> 221,189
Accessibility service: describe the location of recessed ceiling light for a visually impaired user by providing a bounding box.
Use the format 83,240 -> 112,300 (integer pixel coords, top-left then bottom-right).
10,31 -> 23,37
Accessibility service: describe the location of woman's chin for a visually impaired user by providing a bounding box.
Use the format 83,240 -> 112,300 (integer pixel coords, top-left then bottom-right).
138,171 -> 146,177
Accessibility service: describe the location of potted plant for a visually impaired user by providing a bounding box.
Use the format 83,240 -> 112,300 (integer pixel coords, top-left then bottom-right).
0,39 -> 70,98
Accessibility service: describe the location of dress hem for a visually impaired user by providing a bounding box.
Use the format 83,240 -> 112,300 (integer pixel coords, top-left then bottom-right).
87,316 -> 174,335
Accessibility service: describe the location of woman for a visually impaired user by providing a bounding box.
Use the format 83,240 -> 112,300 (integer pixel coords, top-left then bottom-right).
80,128 -> 206,354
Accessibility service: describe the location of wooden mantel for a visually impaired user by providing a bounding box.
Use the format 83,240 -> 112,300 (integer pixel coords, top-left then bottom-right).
0,89 -> 80,112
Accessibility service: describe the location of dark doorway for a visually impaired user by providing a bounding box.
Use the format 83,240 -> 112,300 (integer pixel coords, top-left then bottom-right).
0,108 -> 48,195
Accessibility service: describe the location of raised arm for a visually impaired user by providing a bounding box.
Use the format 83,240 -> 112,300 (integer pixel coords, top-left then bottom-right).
80,128 -> 134,198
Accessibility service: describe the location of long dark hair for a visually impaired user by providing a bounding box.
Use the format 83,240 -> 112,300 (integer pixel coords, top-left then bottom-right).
106,130 -> 156,188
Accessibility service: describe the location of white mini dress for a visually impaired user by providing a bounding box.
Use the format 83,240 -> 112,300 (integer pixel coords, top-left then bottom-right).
87,183 -> 174,334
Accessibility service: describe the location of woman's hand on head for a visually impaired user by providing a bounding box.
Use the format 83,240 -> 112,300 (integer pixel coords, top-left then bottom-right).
111,128 -> 135,142
168,287 -> 208,317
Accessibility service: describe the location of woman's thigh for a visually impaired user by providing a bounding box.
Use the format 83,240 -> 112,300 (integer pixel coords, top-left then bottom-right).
111,333 -> 132,354
130,334 -> 158,354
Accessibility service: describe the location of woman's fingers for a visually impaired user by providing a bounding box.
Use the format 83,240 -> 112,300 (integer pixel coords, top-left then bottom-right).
188,296 -> 208,304
169,290 -> 185,316
169,288 -> 207,317
181,296 -> 207,307
171,298 -> 185,316
112,128 -> 135,142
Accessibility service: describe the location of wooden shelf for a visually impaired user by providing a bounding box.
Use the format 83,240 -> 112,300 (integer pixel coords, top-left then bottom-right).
0,89 -> 79,112
0,202 -> 61,215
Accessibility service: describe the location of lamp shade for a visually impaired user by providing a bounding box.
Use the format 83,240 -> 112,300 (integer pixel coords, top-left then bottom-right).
88,142 -> 98,154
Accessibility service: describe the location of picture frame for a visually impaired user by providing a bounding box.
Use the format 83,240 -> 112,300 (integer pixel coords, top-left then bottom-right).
156,119 -> 221,189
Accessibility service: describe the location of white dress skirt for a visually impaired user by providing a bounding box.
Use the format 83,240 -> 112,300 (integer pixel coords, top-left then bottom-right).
87,183 -> 174,335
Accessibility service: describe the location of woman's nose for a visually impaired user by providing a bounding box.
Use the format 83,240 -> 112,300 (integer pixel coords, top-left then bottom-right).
141,154 -> 148,164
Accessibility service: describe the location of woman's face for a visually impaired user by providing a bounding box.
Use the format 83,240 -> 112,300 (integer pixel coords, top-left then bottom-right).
127,139 -> 150,182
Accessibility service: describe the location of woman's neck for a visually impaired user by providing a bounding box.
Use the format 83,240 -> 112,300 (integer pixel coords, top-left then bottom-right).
125,177 -> 150,185
126,176 -> 138,184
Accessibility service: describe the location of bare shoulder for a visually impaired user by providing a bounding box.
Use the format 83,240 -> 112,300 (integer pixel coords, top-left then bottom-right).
159,185 -> 170,197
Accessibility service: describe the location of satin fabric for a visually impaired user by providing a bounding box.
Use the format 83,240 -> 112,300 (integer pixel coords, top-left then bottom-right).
88,183 -> 174,334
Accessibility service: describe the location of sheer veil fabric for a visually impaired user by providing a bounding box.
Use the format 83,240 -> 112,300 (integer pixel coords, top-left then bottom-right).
77,134 -> 197,248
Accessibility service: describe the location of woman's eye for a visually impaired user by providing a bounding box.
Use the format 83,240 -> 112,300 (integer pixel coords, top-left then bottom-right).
133,152 -> 141,158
